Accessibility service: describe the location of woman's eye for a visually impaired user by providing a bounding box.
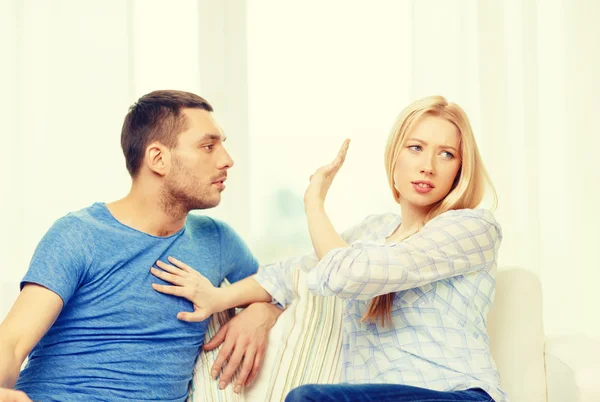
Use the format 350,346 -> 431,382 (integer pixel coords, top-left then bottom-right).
441,151 -> 454,159
408,145 -> 421,152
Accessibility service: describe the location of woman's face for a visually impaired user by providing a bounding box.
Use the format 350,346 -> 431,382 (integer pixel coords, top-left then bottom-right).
393,114 -> 462,212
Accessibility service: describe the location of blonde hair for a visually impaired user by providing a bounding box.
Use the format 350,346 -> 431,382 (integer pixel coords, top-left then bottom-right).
361,95 -> 497,326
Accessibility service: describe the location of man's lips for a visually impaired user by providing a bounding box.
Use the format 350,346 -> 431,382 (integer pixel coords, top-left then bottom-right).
212,176 -> 227,190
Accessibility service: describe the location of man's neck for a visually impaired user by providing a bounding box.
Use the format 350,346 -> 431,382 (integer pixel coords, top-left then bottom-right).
106,187 -> 188,237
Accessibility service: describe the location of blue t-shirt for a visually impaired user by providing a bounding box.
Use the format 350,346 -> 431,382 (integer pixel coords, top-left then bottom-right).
15,202 -> 258,402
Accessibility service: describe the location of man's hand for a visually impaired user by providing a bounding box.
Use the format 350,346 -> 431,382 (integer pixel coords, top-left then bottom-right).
0,389 -> 32,402
203,302 -> 283,394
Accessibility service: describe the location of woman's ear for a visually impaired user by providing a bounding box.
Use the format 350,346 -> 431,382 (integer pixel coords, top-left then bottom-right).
145,142 -> 170,176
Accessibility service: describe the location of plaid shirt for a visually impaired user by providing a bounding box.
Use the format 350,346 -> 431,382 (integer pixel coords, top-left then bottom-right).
255,209 -> 506,402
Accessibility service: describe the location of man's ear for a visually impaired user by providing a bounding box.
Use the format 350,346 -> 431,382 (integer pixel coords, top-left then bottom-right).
145,142 -> 171,176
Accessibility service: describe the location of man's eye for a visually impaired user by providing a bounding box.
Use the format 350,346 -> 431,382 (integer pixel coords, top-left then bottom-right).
203,145 -> 214,151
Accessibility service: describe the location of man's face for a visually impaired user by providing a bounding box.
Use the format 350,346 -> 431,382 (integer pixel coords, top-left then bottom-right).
163,108 -> 233,211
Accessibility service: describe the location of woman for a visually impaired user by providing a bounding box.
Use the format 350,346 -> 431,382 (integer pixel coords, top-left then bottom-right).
151,96 -> 506,402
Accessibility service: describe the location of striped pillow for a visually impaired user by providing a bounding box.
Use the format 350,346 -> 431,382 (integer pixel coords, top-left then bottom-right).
245,267 -> 345,401
189,268 -> 345,401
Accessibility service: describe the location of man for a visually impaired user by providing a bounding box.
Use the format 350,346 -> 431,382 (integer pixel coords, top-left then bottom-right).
0,90 -> 281,401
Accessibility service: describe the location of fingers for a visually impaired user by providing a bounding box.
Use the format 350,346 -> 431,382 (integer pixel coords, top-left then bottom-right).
219,347 -> 245,390
211,339 -> 234,381
245,349 -> 265,386
0,390 -> 33,402
204,322 -> 229,351
332,138 -> 350,168
150,267 -> 183,286
151,283 -> 185,297
17,390 -> 33,402
177,310 -> 209,322
167,256 -> 194,273
313,139 -> 351,178
233,347 -> 256,393
155,260 -> 186,275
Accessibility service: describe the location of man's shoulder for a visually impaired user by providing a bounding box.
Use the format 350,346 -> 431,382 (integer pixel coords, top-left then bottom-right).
185,213 -> 219,232
186,215 -> 249,251
186,214 -> 242,235
48,204 -> 96,233
185,214 -> 233,244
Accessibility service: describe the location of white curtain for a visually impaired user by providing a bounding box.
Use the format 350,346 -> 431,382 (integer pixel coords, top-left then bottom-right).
0,0 -> 250,316
246,0 -> 600,340
1,0 -> 599,341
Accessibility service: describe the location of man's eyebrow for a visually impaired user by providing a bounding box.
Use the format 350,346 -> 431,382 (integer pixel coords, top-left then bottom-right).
199,133 -> 226,142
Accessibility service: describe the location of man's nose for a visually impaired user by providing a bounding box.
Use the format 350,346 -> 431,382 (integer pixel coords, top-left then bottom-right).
219,148 -> 234,169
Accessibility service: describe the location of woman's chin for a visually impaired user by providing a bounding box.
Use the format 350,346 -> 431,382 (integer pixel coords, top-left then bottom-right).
402,195 -> 441,210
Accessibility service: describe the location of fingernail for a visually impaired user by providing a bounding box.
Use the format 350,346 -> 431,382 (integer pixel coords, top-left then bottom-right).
234,385 -> 241,393
211,369 -> 217,378
219,381 -> 225,390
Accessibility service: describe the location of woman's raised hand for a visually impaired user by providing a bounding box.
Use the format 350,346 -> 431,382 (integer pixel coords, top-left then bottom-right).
304,139 -> 350,207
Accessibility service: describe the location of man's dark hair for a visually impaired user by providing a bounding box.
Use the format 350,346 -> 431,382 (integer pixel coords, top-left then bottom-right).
121,90 -> 213,177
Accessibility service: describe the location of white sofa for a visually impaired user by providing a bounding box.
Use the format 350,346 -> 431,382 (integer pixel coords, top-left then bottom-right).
3,268 -> 600,402
240,267 -> 600,402
208,267 -> 600,402
487,267 -> 600,402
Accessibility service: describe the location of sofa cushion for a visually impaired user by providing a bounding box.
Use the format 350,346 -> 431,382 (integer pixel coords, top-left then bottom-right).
245,267 -> 345,401
487,267 -> 547,402
188,267 -> 346,402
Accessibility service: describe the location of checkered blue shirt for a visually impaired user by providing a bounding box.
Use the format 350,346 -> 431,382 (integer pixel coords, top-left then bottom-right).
255,209 -> 507,402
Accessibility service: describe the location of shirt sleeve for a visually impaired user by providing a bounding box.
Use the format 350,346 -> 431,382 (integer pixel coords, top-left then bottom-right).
216,220 -> 260,284
253,252 -> 317,309
20,215 -> 93,305
306,209 -> 502,300
254,214 -> 384,308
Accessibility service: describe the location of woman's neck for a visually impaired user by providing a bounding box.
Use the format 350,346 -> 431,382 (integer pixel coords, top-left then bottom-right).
387,201 -> 431,243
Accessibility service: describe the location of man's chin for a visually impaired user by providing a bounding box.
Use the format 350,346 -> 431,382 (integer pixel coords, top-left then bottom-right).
189,196 -> 221,211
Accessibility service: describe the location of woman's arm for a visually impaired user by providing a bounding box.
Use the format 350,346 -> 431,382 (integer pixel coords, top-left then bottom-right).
151,257 -> 272,320
302,139 -> 352,259
300,141 -> 502,299
306,209 -> 502,299
217,276 -> 272,309
304,201 -> 349,260
253,252 -> 317,308
151,210 -> 385,315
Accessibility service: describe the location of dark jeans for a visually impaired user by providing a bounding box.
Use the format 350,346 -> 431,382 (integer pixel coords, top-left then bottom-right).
285,383 -> 494,402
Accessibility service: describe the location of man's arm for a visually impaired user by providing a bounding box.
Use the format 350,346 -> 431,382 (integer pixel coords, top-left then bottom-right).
203,302 -> 282,393
0,284 -> 63,388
